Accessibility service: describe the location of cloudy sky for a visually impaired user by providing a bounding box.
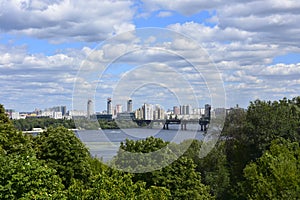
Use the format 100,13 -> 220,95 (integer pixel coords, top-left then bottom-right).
1,0 -> 300,112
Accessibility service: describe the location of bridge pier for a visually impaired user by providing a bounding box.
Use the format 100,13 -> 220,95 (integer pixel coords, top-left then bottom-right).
181,123 -> 187,130
200,124 -> 208,132
163,123 -> 169,130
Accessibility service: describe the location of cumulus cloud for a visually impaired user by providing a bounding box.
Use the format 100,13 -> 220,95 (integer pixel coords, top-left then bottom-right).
0,0 -> 135,42
140,0 -> 243,16
156,11 -> 173,18
0,44 -> 86,110
2,0 -> 300,110
259,63 -> 300,76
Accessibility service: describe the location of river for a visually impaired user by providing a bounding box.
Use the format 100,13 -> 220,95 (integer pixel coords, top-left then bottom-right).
75,126 -> 205,162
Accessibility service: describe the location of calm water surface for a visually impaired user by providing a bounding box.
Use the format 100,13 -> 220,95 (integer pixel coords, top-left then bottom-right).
75,127 -> 205,161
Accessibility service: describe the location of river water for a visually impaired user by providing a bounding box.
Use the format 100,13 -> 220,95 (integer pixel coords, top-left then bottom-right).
75,126 -> 205,161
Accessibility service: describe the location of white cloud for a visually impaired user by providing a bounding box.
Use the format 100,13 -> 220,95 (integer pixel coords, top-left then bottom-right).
140,0 -> 242,16
260,63 -> 300,76
0,44 -> 85,110
0,0 -> 135,42
168,22 -> 255,44
2,0 -> 300,110
157,11 -> 173,18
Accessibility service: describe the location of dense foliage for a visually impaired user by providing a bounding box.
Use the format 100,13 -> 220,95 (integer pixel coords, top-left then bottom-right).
241,138 -> 300,199
13,118 -> 76,131
112,137 -> 214,199
13,118 -> 122,131
1,96 -> 300,199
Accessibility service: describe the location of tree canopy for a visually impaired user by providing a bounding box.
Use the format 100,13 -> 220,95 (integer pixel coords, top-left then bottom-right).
1,96 -> 300,199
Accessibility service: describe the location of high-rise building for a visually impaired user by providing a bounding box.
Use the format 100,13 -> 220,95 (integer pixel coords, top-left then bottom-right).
87,99 -> 93,118
107,98 -> 112,114
154,105 -> 165,120
142,103 -> 153,120
205,104 -> 211,119
135,108 -> 143,120
173,106 -> 180,115
180,104 -> 192,115
60,106 -> 67,116
180,105 -> 186,115
115,104 -> 123,114
186,104 -> 192,115
127,99 -> 133,112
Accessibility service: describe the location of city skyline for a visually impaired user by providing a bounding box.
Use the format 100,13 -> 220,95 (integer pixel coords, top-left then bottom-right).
1,1 -> 300,112
4,96 -> 216,117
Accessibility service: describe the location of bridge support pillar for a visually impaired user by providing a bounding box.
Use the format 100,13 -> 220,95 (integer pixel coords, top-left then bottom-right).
181,123 -> 187,130
200,125 -> 204,131
164,123 -> 169,130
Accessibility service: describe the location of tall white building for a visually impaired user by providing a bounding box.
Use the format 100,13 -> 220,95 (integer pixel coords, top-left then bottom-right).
143,103 -> 153,120
127,99 -> 133,112
135,108 -> 143,120
180,104 -> 192,115
87,99 -> 93,118
107,98 -> 112,114
54,112 -> 63,119
115,104 -> 123,114
153,105 -> 165,120
11,112 -> 20,120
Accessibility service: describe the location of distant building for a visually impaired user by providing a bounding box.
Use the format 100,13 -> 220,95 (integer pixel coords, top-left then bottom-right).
54,112 -> 63,119
186,104 -> 192,115
107,98 -> 112,115
192,108 -> 201,115
204,104 -> 211,119
115,104 -> 123,114
127,99 -> 133,112
5,109 -> 14,119
143,103 -> 153,120
180,104 -> 192,115
42,111 -> 54,118
87,99 -> 93,118
116,112 -> 135,121
11,112 -> 20,120
153,105 -> 165,120
68,110 -> 87,118
96,114 -> 113,121
61,106 -> 67,116
180,105 -> 185,115
173,106 -> 180,115
135,108 -> 143,120
43,106 -> 67,116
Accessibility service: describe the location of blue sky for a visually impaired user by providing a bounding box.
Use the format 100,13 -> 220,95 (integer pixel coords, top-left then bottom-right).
1,0 -> 300,112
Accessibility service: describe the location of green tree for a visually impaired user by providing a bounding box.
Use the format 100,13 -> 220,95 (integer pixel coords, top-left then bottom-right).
0,104 -> 31,155
69,170 -> 171,199
34,126 -> 93,187
245,98 -> 300,155
221,97 -> 300,199
0,154 -> 66,199
241,138 -> 300,199
113,137 -> 214,199
182,140 -> 230,199
13,118 -> 76,131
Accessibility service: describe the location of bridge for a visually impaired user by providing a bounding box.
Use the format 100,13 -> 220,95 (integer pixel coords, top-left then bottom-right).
133,117 -> 210,131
